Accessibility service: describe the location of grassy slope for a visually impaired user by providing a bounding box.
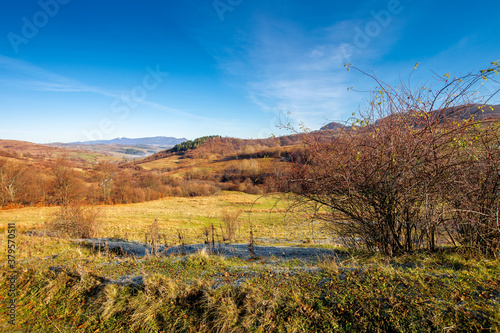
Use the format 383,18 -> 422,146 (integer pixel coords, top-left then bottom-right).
0,192 -> 313,245
1,239 -> 498,332
136,142 -> 297,171
2,131 -> 500,332
1,193 -> 499,332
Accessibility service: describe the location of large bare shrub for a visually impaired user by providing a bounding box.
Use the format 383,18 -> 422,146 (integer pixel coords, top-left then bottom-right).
278,61 -> 500,255
444,120 -> 500,255
46,204 -> 100,238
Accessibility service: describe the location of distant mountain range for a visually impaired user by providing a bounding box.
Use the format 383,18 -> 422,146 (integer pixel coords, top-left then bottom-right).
66,136 -> 188,146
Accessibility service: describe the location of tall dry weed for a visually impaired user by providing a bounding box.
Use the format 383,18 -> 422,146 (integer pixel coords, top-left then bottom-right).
221,209 -> 242,242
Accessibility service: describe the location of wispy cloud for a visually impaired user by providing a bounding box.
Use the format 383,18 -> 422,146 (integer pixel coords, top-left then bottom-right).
193,9 -> 406,129
232,19 -> 362,127
0,55 -> 120,96
0,55 -> 71,83
0,55 -> 220,121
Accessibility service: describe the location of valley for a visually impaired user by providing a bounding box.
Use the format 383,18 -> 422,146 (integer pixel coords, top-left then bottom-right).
1,103 -> 500,332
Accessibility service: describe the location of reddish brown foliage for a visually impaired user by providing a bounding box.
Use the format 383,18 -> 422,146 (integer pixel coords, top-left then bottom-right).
277,62 -> 500,255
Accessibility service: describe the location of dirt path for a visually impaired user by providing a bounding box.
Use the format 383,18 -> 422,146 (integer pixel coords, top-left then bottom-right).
73,238 -> 345,261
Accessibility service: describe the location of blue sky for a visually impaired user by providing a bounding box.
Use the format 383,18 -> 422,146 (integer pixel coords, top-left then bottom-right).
0,0 -> 499,143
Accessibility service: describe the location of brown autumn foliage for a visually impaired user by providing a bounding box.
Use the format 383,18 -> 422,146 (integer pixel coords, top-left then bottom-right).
0,158 -> 27,206
0,146 -> 275,209
277,61 -> 500,255
1,138 -> 271,208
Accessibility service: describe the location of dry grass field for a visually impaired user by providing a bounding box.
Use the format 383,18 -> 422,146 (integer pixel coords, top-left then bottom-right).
0,191 -> 326,247
1,192 -> 500,332
1,123 -> 500,332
